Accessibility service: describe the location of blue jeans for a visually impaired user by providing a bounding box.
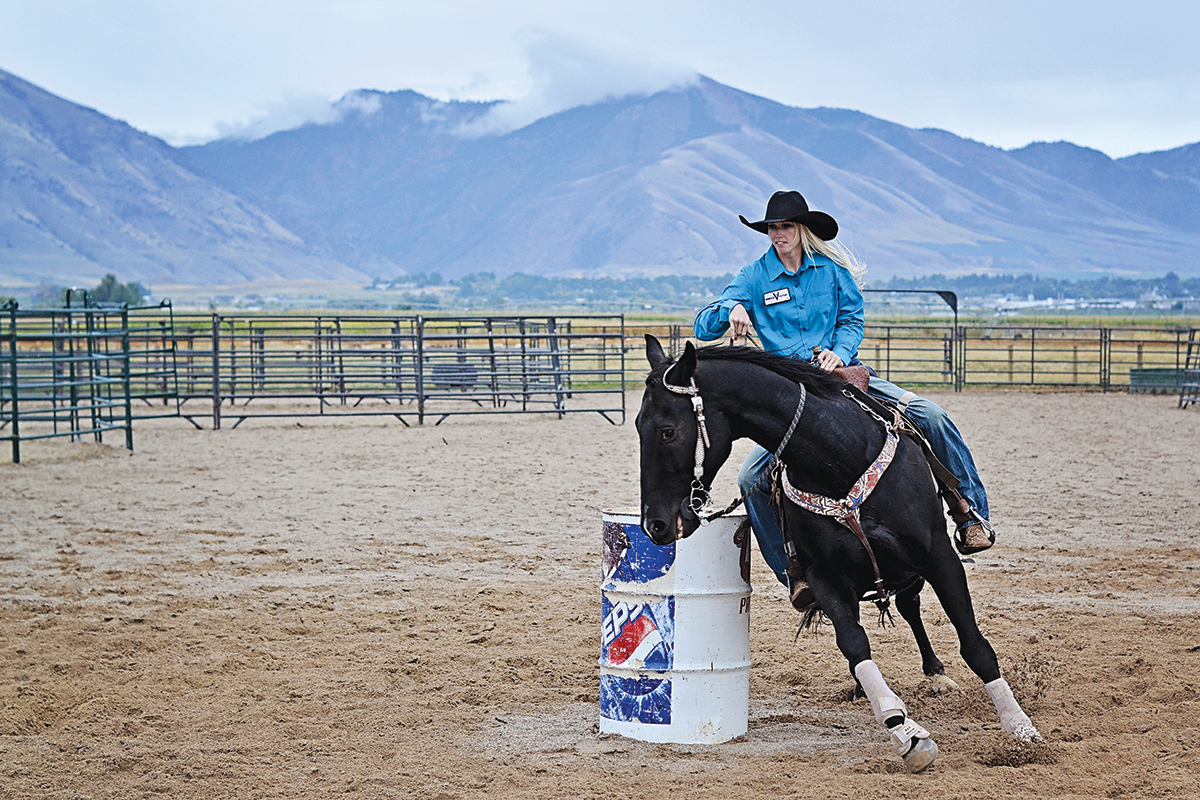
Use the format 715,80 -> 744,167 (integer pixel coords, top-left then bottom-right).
739,377 -> 989,587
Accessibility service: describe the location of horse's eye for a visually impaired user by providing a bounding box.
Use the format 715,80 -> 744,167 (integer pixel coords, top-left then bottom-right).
661,428 -> 675,442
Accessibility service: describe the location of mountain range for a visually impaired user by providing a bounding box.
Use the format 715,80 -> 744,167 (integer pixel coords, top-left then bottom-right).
2,68 -> 1198,288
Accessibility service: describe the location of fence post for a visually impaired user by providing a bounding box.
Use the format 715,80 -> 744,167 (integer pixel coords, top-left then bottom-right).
122,308 -> 133,452
548,317 -> 565,418
335,317 -> 347,404
957,325 -> 966,391
314,318 -> 325,411
486,318 -> 500,408
1029,328 -> 1036,385
160,319 -> 169,403
416,316 -> 426,426
212,313 -> 221,429
518,318 -> 529,411
228,318 -> 237,407
67,313 -> 80,441
4,303 -> 18,463
1100,328 -> 1111,392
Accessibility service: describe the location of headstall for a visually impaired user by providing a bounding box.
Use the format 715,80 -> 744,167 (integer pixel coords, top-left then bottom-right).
662,374 -> 807,528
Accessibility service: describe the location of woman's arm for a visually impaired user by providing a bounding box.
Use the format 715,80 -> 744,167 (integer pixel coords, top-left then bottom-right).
829,267 -> 864,366
694,269 -> 755,341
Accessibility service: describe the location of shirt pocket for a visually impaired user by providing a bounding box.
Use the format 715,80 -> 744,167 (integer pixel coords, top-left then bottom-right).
803,281 -> 833,309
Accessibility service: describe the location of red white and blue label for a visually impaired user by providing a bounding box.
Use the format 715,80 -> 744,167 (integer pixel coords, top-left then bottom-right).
599,674 -> 672,725
599,517 -> 678,726
600,597 -> 675,726
601,520 -> 674,587
600,596 -> 675,670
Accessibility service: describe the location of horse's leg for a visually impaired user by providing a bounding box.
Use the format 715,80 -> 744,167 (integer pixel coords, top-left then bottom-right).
922,538 -> 1042,741
894,580 -> 959,693
805,565 -> 939,772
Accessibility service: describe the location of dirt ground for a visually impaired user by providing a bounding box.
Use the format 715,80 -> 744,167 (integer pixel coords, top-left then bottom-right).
2,390 -> 1199,799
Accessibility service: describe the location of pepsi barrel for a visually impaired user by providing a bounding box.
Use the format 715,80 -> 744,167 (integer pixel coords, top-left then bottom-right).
599,508 -> 751,744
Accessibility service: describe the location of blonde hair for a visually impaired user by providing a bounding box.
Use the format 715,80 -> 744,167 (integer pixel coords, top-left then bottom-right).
797,224 -> 867,287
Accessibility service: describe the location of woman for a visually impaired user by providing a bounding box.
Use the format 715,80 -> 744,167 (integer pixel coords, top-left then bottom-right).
693,191 -> 995,607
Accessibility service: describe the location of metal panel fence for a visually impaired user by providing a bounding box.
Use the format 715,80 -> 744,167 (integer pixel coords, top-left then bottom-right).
167,313 -> 626,428
1181,328 -> 1200,408
1,301 -> 181,462
6,304 -> 1195,460
3,309 -> 626,458
624,320 -> 1200,395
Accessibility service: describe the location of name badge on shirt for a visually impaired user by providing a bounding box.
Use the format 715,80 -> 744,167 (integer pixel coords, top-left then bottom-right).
763,288 -> 791,306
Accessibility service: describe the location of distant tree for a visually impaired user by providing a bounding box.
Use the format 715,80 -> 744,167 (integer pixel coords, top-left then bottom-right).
31,282 -> 67,308
90,274 -> 148,306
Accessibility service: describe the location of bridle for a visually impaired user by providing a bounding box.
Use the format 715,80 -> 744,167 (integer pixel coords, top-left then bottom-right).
661,373 -> 807,534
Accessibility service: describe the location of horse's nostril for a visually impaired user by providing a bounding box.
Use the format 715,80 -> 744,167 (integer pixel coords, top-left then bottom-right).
646,518 -> 666,535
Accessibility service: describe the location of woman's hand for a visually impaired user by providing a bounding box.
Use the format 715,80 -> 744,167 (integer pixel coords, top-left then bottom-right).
729,304 -> 753,338
816,349 -> 844,372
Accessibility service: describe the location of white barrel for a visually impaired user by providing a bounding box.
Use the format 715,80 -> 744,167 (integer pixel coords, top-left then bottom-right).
599,507 -> 751,744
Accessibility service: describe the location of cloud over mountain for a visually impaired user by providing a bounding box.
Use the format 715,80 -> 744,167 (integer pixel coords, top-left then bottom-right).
455,31 -> 699,137
212,89 -> 384,142
179,76 -> 1200,282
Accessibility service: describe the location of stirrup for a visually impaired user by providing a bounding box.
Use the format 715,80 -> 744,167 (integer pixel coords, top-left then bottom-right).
955,510 -> 995,555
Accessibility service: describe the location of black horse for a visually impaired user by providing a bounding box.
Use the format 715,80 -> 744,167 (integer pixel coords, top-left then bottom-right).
636,336 -> 1040,771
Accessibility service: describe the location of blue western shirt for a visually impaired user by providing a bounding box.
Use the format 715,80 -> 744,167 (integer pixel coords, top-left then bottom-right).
693,247 -> 864,365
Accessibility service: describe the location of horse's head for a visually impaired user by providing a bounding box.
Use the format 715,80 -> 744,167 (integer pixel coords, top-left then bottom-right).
635,335 -> 732,545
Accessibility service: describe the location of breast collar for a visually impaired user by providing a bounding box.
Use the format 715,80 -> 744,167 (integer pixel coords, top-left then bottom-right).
778,391 -> 903,612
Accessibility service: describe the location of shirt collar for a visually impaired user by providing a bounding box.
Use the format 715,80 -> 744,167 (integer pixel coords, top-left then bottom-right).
766,246 -> 822,280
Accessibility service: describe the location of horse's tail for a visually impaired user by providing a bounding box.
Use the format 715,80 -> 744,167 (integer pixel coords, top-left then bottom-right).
796,607 -> 827,637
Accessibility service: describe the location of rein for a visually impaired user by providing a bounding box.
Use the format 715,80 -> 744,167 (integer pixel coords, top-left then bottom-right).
661,375 -> 807,529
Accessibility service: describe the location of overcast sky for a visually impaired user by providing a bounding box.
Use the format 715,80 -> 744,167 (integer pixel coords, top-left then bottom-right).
2,0 -> 1196,157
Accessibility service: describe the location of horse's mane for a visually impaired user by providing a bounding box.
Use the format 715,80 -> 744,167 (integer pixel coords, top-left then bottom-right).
648,343 -> 848,400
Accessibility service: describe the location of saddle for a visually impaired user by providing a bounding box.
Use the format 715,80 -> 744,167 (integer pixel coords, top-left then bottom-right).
832,365 -> 871,393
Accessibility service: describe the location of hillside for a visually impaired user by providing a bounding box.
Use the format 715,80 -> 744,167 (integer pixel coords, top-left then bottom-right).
0,68 -> 363,287
181,77 -> 1200,281
2,68 -> 1198,288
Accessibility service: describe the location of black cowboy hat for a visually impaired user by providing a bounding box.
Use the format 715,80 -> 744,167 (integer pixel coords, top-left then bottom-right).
739,190 -> 839,241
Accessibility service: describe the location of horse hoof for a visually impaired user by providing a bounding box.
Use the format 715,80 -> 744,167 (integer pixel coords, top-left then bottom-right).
1011,724 -> 1043,743
926,674 -> 960,694
902,736 -> 939,772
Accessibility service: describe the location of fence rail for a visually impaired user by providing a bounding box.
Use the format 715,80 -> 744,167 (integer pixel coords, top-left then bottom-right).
5,305 -> 1195,461
1,302 -> 180,462
623,321 -> 1200,396
164,313 -> 627,429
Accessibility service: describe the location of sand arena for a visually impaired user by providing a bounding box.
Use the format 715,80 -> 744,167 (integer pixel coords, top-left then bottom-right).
2,390 -> 1199,799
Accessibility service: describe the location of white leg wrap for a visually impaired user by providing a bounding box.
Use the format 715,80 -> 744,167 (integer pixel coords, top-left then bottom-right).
985,677 -> 1042,742
854,660 -> 897,726
854,660 -> 937,769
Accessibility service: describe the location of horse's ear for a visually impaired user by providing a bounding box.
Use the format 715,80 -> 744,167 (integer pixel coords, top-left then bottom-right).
645,334 -> 669,368
664,340 -> 697,386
